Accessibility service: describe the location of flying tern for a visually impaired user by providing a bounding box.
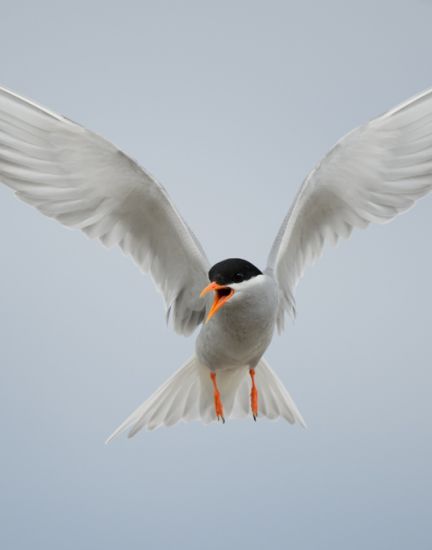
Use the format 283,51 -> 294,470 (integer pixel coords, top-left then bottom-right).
0,85 -> 431,441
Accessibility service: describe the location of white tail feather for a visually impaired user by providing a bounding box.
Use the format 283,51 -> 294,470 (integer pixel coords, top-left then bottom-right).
106,356 -> 305,443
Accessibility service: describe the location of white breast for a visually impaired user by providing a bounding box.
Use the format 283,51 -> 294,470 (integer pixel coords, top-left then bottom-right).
195,274 -> 279,370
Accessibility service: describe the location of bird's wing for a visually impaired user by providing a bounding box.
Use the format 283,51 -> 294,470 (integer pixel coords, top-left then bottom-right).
0,86 -> 210,335
267,88 -> 432,331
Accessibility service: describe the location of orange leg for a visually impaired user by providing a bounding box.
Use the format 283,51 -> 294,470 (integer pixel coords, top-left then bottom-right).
210,372 -> 225,423
249,368 -> 258,421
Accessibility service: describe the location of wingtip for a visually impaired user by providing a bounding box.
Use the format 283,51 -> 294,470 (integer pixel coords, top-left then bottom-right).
104,433 -> 116,445
105,425 -> 127,445
297,415 -> 308,429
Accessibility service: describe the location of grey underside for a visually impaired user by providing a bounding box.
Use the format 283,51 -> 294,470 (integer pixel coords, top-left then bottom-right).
195,274 -> 279,371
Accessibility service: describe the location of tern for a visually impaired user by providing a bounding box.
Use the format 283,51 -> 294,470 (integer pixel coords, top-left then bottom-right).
1,86 -> 431,441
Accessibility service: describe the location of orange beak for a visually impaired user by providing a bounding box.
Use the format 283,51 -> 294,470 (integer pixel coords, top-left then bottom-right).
200,282 -> 235,322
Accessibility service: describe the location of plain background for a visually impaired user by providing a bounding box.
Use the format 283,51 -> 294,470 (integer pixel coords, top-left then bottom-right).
1,1 -> 431,549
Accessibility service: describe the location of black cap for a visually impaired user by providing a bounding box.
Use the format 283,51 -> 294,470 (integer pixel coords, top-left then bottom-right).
208,258 -> 262,285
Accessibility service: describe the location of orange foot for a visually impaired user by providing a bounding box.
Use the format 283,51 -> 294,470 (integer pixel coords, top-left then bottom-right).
249,368 -> 258,421
210,372 -> 225,423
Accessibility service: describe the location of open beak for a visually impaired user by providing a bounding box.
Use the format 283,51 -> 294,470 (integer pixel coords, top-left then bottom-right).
200,282 -> 235,322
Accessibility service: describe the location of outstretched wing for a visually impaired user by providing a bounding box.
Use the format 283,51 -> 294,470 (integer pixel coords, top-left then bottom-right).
267,88 -> 432,330
0,86 -> 209,335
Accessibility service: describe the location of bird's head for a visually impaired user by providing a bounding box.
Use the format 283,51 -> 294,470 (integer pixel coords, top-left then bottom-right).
200,258 -> 263,322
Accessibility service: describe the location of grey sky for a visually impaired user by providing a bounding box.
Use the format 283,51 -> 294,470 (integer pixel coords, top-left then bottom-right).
1,1 -> 431,549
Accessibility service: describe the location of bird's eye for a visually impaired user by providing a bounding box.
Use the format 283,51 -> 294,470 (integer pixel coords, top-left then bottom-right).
233,273 -> 244,283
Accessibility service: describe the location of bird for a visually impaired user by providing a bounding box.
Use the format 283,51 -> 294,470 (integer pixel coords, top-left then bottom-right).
0,85 -> 431,442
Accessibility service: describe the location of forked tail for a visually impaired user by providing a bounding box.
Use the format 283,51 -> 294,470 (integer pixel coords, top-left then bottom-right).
106,356 -> 305,442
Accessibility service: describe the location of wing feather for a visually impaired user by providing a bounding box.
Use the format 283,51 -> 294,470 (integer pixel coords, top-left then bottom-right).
0,86 -> 209,335
268,88 -> 432,330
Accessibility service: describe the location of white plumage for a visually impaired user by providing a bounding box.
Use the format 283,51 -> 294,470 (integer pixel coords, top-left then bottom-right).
1,85 -> 431,439
106,357 -> 305,443
0,87 -> 209,335
268,89 -> 432,328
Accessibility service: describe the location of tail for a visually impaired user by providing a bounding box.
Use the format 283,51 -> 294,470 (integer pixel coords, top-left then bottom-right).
106,356 -> 306,443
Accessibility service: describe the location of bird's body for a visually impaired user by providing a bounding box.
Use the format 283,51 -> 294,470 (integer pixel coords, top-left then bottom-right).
196,273 -> 278,371
1,84 -> 432,440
